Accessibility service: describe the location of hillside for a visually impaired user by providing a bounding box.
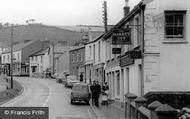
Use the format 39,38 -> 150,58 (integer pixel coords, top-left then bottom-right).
0,24 -> 83,46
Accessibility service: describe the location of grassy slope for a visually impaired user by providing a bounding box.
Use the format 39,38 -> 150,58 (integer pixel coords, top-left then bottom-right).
0,24 -> 83,46
0,78 -> 23,104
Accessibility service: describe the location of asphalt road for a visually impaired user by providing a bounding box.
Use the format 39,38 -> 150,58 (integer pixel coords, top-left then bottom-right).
0,77 -> 97,119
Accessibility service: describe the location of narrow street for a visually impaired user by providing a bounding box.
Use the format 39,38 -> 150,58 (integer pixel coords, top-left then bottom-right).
0,77 -> 97,119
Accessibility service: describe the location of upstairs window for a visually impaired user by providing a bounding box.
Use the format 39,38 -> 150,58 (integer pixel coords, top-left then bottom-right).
89,46 -> 92,59
7,55 -> 10,62
18,53 -> 20,60
165,10 -> 186,39
72,53 -> 75,62
3,55 -> 6,62
98,41 -> 101,61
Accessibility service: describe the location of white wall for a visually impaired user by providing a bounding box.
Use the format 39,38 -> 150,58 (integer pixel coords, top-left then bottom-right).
85,43 -> 93,64
43,51 -> 50,71
144,0 -> 190,93
1,50 -> 22,64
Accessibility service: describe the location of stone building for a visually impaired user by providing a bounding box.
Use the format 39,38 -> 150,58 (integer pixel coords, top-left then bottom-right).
1,40 -> 42,76
69,46 -> 85,81
104,0 -> 190,106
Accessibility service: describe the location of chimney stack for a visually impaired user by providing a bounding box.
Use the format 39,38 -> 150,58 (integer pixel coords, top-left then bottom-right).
124,0 -> 130,17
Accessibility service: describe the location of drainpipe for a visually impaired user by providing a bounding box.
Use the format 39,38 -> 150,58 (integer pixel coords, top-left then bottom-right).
140,6 -> 145,96
84,65 -> 86,83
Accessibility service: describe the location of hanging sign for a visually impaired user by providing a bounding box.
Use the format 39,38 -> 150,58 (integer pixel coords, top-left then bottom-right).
130,50 -> 142,59
112,48 -> 121,54
119,51 -> 134,67
112,28 -> 131,45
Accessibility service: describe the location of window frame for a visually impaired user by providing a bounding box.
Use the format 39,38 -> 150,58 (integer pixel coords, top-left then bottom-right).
98,41 -> 101,61
164,10 -> 186,40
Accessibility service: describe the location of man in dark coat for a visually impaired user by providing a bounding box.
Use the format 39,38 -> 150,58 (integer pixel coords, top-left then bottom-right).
90,81 -> 96,106
80,73 -> 83,82
94,81 -> 101,108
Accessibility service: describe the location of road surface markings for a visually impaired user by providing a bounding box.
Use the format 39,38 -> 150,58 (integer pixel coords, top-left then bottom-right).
42,85 -> 51,107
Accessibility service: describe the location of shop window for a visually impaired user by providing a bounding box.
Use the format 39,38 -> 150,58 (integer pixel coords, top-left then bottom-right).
165,10 -> 186,39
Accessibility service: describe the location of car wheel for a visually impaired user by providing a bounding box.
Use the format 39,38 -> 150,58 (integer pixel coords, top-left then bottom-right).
85,101 -> 90,105
70,99 -> 74,104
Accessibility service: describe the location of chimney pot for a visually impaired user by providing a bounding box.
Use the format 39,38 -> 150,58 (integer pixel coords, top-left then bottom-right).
124,0 -> 130,17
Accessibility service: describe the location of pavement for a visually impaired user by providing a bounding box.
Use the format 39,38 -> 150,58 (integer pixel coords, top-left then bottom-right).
90,96 -> 125,119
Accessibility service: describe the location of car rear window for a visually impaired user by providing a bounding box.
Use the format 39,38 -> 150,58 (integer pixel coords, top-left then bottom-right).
73,85 -> 88,92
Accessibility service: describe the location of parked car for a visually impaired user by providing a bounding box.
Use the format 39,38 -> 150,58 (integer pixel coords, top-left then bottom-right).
55,72 -> 66,84
65,75 -> 79,88
70,83 -> 91,105
52,73 -> 58,79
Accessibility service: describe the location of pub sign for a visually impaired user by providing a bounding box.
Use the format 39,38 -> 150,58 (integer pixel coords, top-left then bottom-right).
120,51 -> 134,67
112,48 -> 121,54
112,28 -> 131,45
130,50 -> 142,59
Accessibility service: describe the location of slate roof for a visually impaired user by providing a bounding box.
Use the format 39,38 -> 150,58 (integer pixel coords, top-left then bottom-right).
29,48 -> 49,57
2,40 -> 39,54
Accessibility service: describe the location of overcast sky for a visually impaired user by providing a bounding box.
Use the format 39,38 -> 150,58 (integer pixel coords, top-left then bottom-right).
0,0 -> 140,26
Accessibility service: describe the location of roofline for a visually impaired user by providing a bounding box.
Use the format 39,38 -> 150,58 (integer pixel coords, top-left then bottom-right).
1,49 -> 21,54
103,1 -> 145,40
29,48 -> 49,57
2,40 -> 41,54
69,46 -> 85,52
29,53 -> 44,57
85,34 -> 104,45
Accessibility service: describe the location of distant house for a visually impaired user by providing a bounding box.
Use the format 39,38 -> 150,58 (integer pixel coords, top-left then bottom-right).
84,34 -> 105,84
69,45 -> 85,81
1,40 -> 43,76
29,48 -> 50,77
49,44 -> 75,75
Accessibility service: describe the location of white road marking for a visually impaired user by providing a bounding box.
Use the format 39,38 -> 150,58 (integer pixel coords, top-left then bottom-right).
42,85 -> 51,107
42,94 -> 50,107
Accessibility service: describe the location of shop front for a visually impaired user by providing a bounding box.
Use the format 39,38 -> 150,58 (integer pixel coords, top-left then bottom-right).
93,63 -> 105,86
120,50 -> 142,98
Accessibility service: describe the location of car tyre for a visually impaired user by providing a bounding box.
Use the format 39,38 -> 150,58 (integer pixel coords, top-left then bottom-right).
70,99 -> 74,104
86,101 -> 90,105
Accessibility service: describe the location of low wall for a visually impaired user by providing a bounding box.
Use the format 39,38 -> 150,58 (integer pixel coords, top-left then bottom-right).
144,91 -> 190,109
125,93 -> 179,119
0,78 -> 7,92
0,77 -> 23,105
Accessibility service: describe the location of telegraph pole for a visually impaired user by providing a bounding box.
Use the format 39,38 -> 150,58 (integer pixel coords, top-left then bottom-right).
52,42 -> 55,75
102,1 -> 108,33
10,27 -> 13,89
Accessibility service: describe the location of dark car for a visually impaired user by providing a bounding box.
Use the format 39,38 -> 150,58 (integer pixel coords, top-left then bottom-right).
65,75 -> 79,88
70,83 -> 91,105
55,72 -> 67,84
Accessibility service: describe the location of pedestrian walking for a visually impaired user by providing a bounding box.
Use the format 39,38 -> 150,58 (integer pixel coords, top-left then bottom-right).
94,80 -> 101,108
102,82 -> 109,92
80,73 -> 83,82
90,80 -> 96,106
101,82 -> 109,106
